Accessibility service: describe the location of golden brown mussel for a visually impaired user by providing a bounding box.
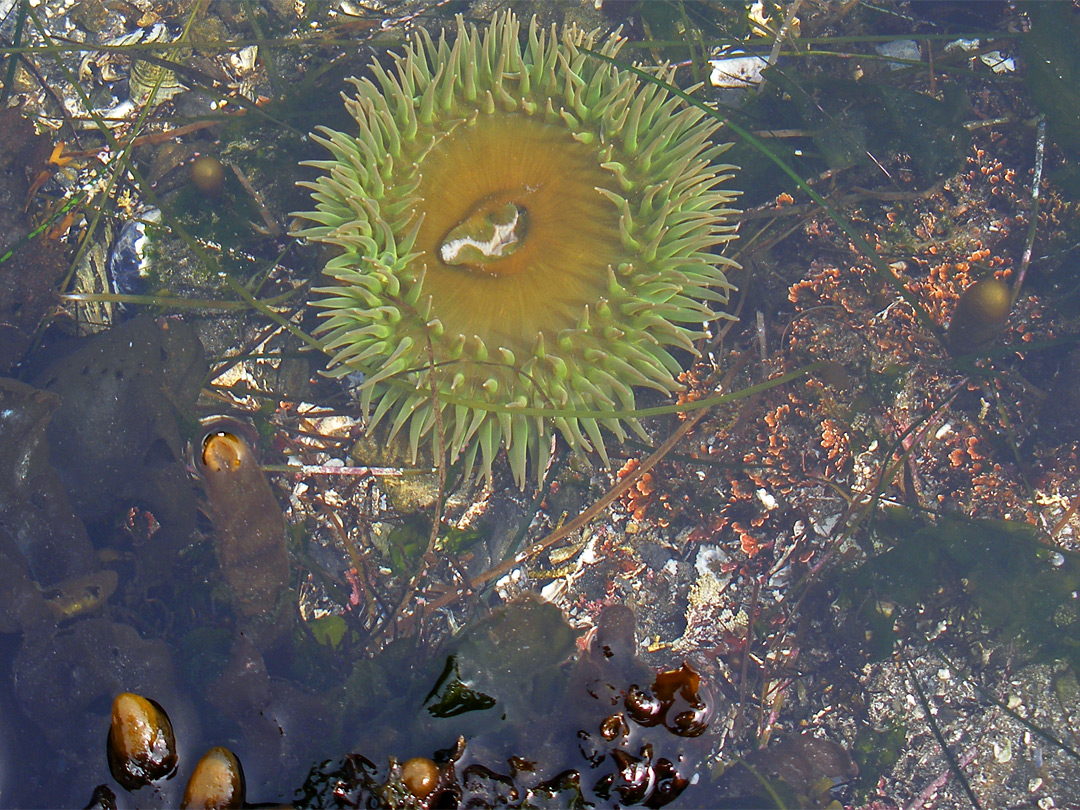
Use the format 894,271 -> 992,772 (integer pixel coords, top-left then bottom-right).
106,692 -> 178,791
181,746 -> 245,810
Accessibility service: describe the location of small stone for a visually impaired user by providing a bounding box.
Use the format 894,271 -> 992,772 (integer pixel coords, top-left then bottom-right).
992,739 -> 1011,763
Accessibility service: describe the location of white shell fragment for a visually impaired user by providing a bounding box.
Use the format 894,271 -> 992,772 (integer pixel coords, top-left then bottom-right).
709,54 -> 768,88
945,39 -> 1015,74
979,51 -> 1015,74
875,39 -> 920,68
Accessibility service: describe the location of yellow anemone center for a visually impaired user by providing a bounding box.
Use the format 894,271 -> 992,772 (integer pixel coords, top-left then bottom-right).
413,112 -> 624,359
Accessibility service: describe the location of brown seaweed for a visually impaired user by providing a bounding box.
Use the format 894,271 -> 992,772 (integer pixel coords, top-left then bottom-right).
195,422 -> 289,618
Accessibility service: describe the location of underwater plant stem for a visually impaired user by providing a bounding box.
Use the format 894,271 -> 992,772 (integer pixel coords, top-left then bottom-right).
669,3 -> 704,85
240,0 -> 282,99
928,643 -> 1080,763
426,336 -> 447,528
428,362 -> 824,421
59,292 -> 260,311
56,122 -> 222,157
0,186 -> 91,264
758,0 -> 803,95
221,274 -> 323,352
380,0 -> 461,30
1052,493 -> 1080,538
1012,114 -> 1046,304
906,744 -> 980,810
0,37 -> 379,56
736,573 -> 761,734
860,377 -> 968,534
0,0 -> 28,103
262,464 -> 410,477
229,162 -> 281,237
470,401 -> 709,593
988,382 -> 1040,520
901,649 -> 983,809
733,756 -> 789,808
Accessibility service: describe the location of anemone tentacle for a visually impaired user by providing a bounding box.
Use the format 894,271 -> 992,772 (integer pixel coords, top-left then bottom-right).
294,11 -> 739,487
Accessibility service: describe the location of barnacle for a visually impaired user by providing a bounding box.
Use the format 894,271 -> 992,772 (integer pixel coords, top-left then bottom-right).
295,11 -> 739,485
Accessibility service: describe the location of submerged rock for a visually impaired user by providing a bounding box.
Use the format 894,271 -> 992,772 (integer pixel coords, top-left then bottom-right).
32,315 -> 204,527
715,733 -> 858,807
0,378 -> 97,586
31,315 -> 205,601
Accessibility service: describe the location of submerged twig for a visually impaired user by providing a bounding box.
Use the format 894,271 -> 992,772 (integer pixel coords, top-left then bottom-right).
1011,114 -> 1046,302
901,649 -> 982,809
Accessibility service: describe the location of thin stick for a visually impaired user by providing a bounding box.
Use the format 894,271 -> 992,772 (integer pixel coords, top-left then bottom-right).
758,0 -> 804,95
1012,114 -> 1046,302
265,464 -> 412,477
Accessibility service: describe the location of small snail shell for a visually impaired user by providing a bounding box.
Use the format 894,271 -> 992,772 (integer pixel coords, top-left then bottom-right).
190,155 -> 225,197
106,692 -> 178,790
401,757 -> 440,800
947,277 -> 1012,354
181,746 -> 245,810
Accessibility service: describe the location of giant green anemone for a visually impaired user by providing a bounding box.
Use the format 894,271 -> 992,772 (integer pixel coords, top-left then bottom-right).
295,11 -> 739,486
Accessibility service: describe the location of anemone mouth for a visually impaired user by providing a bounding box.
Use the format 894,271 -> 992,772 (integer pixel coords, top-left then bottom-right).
415,112 -> 624,360
294,11 -> 740,486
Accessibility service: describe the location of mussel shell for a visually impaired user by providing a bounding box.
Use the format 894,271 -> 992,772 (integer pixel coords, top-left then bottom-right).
106,692 -> 178,791
181,746 -> 245,810
106,210 -> 159,314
